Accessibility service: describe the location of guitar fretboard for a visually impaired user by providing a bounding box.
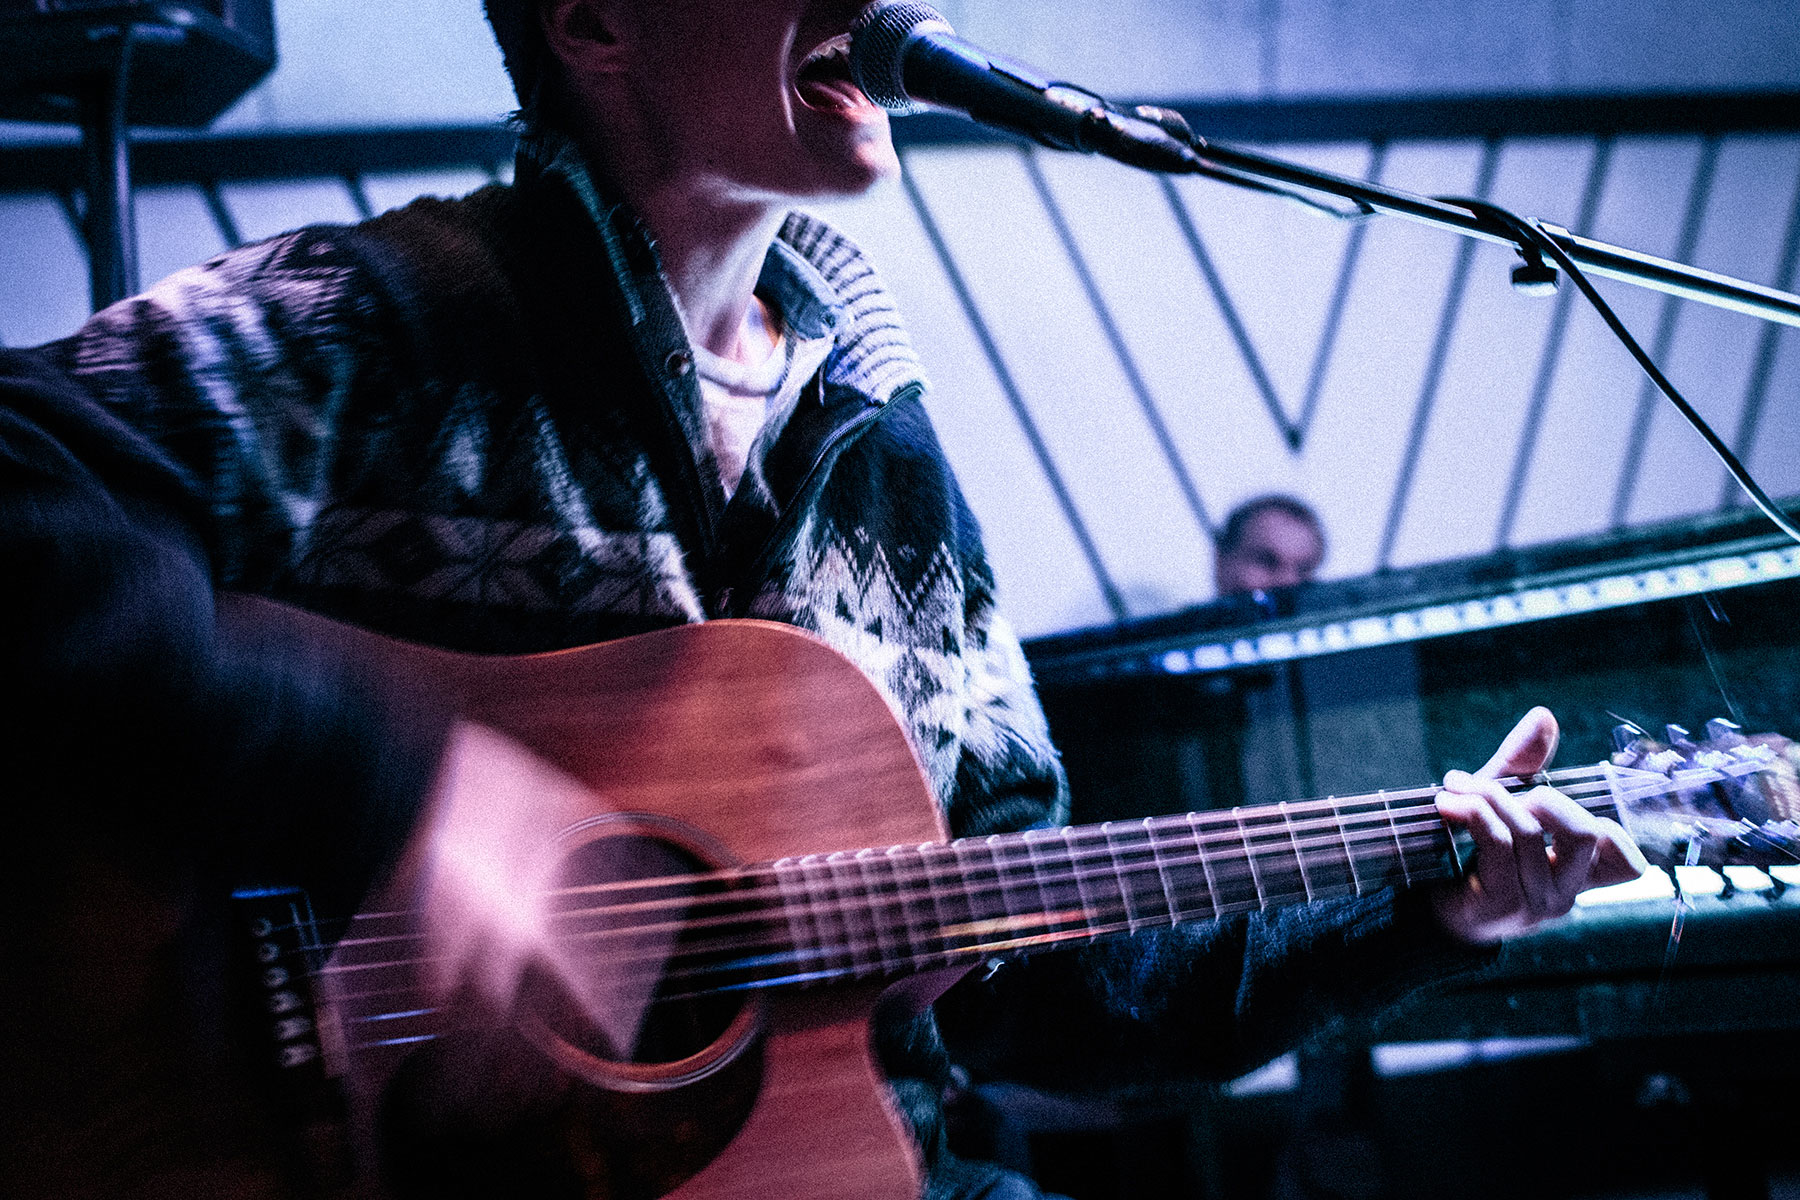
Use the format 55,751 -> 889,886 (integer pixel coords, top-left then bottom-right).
761,789 -> 1491,988
324,766 -> 1626,1051
522,765 -> 1623,1001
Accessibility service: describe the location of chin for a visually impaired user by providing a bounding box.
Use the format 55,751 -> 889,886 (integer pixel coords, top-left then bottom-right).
789,108 -> 901,199
818,142 -> 902,197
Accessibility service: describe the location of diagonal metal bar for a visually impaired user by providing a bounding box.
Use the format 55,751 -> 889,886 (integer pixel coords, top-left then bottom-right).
1157,174 -> 1298,446
1495,135 -> 1615,549
1376,138 -> 1502,570
1021,149 -> 1214,539
898,154 -> 1130,622
342,173 -> 376,221
1609,135 -> 1721,529
200,180 -> 242,248
55,188 -> 87,257
1718,149 -> 1800,510
1297,140 -> 1388,445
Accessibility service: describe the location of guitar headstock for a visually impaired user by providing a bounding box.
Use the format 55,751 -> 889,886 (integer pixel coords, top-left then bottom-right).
1605,718 -> 1800,869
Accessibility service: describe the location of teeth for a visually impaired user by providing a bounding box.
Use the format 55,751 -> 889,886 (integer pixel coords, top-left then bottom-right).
800,33 -> 852,71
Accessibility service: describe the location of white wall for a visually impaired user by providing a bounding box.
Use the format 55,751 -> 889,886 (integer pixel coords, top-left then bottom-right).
2,2 -> 1796,638
214,0 -> 1800,128
943,0 -> 1800,101
7,0 -> 1796,143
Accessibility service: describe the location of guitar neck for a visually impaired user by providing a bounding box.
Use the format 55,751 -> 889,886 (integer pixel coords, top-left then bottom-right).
759,765 -> 1615,987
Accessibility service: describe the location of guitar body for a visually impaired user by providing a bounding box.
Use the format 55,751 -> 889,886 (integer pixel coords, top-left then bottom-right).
13,602 -> 1785,1198
251,602 -> 951,1200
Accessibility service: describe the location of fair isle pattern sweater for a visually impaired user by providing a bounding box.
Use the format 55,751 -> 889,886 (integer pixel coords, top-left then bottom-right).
4,133 -> 1487,1148
45,130 -> 1067,841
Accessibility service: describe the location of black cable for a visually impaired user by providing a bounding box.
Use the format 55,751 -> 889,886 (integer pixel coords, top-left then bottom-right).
1428,194 -> 1800,548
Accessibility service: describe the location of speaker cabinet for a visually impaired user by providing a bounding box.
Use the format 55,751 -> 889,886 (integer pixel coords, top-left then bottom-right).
0,1 -> 276,127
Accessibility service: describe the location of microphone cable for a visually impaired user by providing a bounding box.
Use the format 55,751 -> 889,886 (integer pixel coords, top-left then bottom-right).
1428,194 -> 1800,548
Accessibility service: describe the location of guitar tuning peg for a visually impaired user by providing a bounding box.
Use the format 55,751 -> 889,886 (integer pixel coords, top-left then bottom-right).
1703,718 -> 1745,745
1665,724 -> 1697,753
1612,721 -> 1649,753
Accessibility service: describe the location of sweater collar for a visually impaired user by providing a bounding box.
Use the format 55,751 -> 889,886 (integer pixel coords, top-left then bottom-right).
515,125 -> 929,407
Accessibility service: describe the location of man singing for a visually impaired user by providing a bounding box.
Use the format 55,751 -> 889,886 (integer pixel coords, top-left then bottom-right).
0,2 -> 1642,1196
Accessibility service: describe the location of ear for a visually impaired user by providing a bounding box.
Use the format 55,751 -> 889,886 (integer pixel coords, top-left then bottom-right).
540,0 -> 630,76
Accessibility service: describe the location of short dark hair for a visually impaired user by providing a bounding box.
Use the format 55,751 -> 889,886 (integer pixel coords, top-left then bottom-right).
1216,494 -> 1324,557
483,0 -> 545,112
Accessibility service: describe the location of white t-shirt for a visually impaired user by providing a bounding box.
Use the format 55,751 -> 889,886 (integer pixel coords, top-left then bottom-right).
690,297 -> 834,499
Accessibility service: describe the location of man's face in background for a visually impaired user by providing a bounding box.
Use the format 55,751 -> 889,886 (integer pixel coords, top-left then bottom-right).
1215,507 -> 1325,595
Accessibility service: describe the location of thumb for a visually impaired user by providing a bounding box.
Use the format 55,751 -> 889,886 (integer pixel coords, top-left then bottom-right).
1476,706 -> 1559,779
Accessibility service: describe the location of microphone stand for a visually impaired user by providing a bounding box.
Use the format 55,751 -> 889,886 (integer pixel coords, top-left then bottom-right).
1080,102 -> 1800,544
1117,106 -> 1800,329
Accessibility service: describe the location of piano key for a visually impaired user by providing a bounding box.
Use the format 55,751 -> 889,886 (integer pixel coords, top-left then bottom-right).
1574,871 -> 1676,906
1723,865 -> 1775,892
1673,866 -> 1726,896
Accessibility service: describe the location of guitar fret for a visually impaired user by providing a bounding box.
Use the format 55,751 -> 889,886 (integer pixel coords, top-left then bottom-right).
1146,817 -> 1212,923
1145,817 -> 1183,924
1024,827 -> 1089,943
1248,806 -> 1314,906
1334,799 -> 1365,895
1299,801 -> 1359,899
1337,795 -> 1407,890
886,846 -> 935,968
1058,826 -> 1108,939
952,837 -> 1004,943
1102,822 -> 1163,932
921,841 -> 969,962
796,854 -> 854,980
823,851 -> 878,978
986,835 -> 1036,938
1279,802 -> 1315,903
1184,813 -> 1223,920
1382,791 -> 1413,887
1232,808 -> 1268,910
772,857 -> 830,984
853,848 -> 902,973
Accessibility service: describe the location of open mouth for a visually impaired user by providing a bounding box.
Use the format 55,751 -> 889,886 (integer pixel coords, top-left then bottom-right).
794,34 -> 872,113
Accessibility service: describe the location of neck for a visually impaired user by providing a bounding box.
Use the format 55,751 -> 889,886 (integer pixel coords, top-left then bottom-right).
579,125 -> 788,362
645,183 -> 788,360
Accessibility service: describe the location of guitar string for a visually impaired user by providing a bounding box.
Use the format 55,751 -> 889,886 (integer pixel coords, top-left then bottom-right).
316,811 -> 1458,1000
537,769 -> 1619,922
320,787 -> 1597,959
631,799 -> 1794,997
316,781 -> 1629,1007
329,775 -> 1626,964
545,818 -> 1460,967
545,768 -> 1613,904
296,767 -> 1781,1047
319,764 -> 1594,927
335,817 -> 1741,1032
318,776 -> 1628,971
319,766 -> 1791,1011
545,758 -> 1778,938
544,780 -> 1623,946
321,813 -> 1571,1044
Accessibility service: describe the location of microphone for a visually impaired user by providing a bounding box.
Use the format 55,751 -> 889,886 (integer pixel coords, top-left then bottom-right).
848,0 -> 1202,174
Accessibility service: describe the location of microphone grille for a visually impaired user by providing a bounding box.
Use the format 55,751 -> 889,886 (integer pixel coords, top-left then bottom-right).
849,0 -> 954,114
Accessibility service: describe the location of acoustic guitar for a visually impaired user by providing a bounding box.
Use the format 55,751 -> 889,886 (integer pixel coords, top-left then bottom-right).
10,606 -> 1796,1199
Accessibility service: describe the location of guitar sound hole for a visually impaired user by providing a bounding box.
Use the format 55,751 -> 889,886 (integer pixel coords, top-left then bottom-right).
525,826 -> 763,1077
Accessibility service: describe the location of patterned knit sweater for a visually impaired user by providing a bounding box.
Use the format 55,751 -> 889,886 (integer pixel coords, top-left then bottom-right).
1,129 -> 1486,1194
24,131 -> 1066,846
